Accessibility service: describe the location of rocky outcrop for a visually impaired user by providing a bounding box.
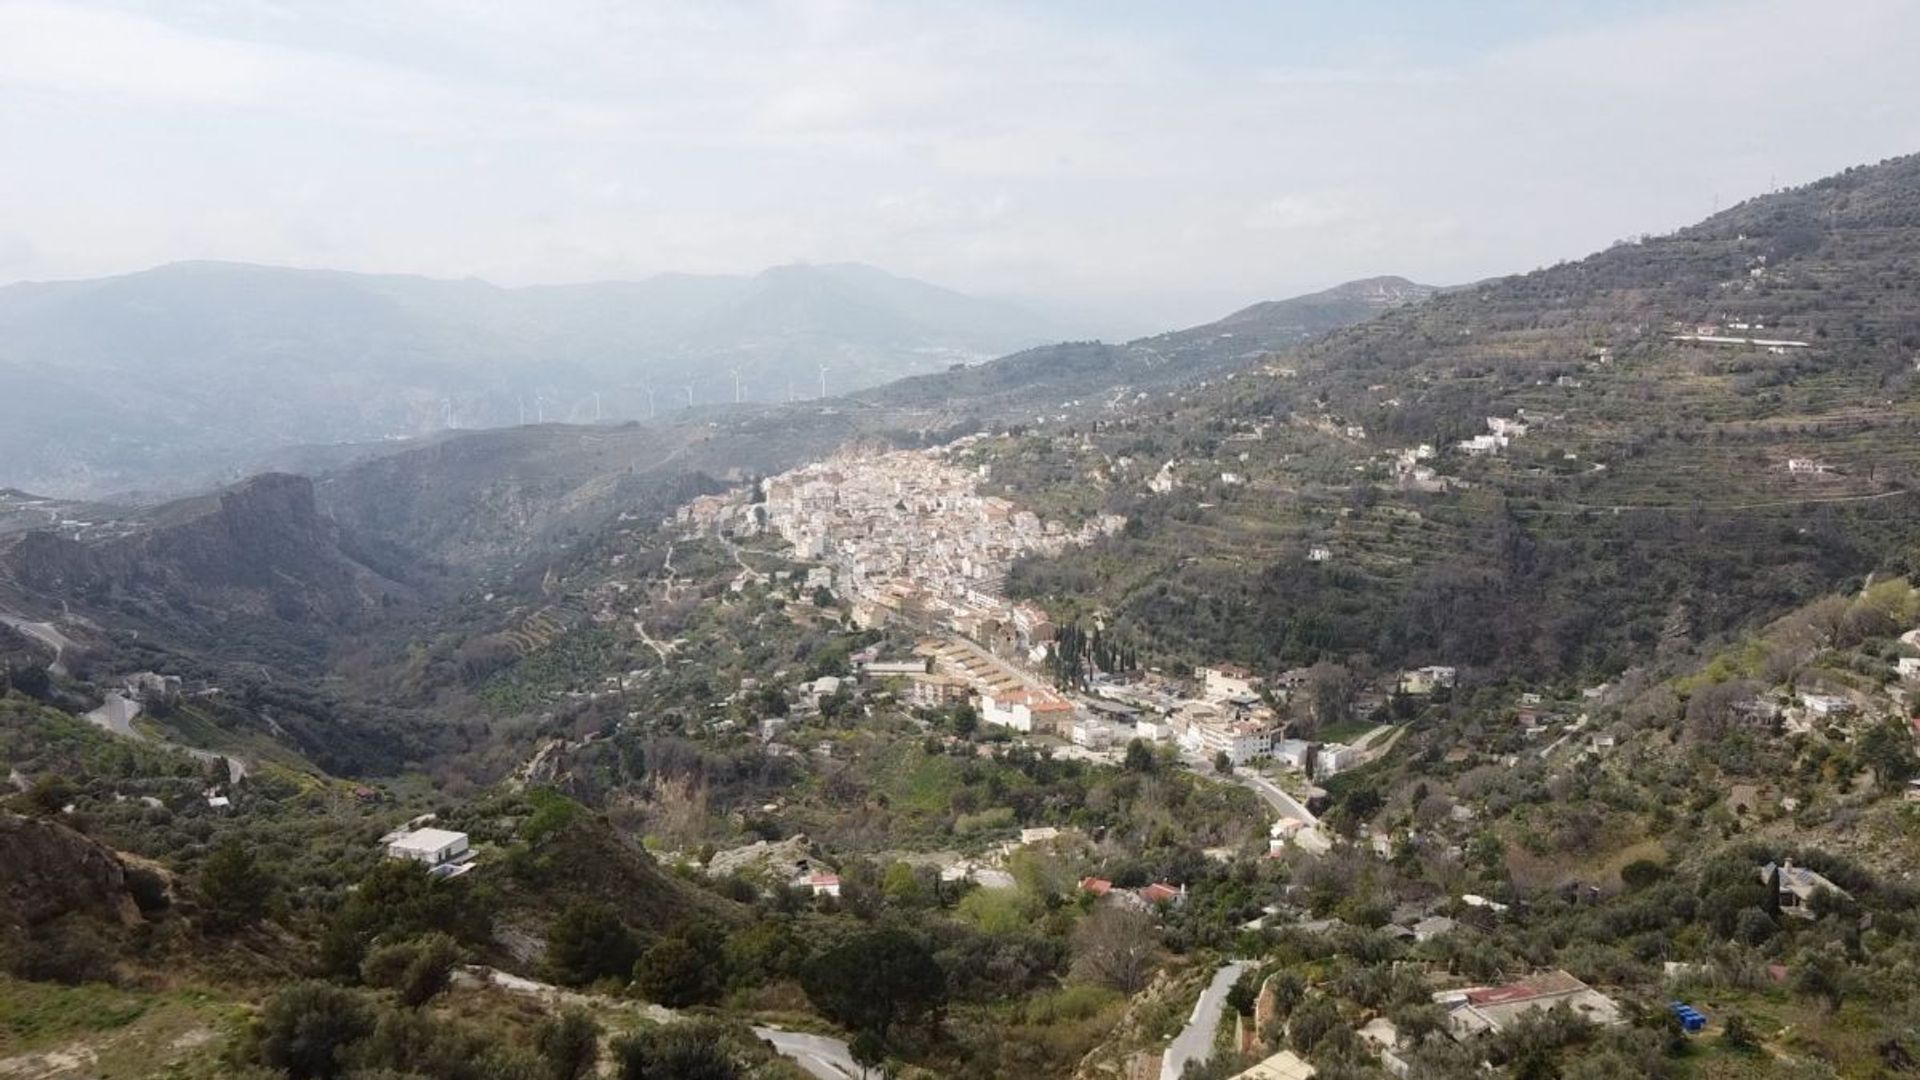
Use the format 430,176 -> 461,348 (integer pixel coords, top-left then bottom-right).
0,813 -> 150,930
0,473 -> 408,630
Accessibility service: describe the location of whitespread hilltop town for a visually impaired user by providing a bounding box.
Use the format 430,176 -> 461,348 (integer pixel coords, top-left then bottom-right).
666,441 -> 1473,858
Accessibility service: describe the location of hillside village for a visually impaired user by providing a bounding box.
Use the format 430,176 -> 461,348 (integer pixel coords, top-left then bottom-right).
8,154 -> 1920,1080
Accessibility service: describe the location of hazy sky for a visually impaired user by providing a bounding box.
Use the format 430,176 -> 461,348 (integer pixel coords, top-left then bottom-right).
2,0 -> 1918,328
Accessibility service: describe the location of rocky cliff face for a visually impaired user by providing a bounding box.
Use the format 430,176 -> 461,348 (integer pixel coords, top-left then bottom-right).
0,813 -> 150,930
0,473 -> 408,630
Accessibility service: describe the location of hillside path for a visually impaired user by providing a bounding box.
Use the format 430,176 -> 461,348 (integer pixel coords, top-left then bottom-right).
455,966 -> 859,1078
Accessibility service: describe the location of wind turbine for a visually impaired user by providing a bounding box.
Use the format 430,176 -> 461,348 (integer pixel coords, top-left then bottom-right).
683,384 -> 694,409
730,368 -> 743,404
593,391 -> 603,422
517,395 -> 526,426
441,398 -> 455,429
817,364 -> 829,400
619,384 -> 658,420
535,394 -> 546,423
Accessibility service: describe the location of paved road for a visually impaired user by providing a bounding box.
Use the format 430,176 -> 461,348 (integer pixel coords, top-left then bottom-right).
82,690 -> 249,784
1162,960 -> 1253,1080
1237,771 -> 1317,825
0,610 -> 76,675
753,1027 -> 864,1079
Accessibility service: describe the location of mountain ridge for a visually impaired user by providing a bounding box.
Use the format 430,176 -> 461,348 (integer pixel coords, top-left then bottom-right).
0,259 -> 1072,498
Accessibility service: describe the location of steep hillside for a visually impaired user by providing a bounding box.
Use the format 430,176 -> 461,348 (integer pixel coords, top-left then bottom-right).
0,260 -> 1066,498
992,154 -> 1920,682
858,275 -> 1435,418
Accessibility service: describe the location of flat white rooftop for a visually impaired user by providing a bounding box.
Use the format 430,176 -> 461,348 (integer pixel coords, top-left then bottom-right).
389,827 -> 468,853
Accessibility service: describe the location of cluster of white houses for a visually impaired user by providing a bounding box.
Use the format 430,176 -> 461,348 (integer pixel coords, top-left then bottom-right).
679,444 -> 1122,650
679,445 -> 1470,779
930,657 -> 1457,779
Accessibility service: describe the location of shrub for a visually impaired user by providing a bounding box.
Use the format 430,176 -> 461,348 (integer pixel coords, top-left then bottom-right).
253,981 -> 374,1080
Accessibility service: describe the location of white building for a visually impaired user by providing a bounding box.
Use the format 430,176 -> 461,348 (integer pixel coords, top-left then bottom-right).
1799,692 -> 1853,717
1271,738 -> 1313,771
981,688 -> 1076,735
1133,717 -> 1173,742
1198,664 -> 1261,702
386,828 -> 473,876
1315,743 -> 1362,779
798,872 -> 842,898
1071,719 -> 1115,750
1399,666 -> 1458,695
1188,717 -> 1275,766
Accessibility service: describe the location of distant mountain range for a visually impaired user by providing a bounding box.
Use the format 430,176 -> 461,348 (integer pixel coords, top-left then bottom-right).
0,260 -> 1072,497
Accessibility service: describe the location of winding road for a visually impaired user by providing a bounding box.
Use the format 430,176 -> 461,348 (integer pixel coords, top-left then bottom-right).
0,610 -> 77,676
83,690 -> 249,784
1162,960 -> 1254,1080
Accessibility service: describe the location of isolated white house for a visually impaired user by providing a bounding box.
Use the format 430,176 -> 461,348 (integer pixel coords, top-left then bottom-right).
386,828 -> 472,875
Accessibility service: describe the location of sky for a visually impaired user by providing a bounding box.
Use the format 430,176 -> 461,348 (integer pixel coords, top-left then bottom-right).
1,0 -> 1918,329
